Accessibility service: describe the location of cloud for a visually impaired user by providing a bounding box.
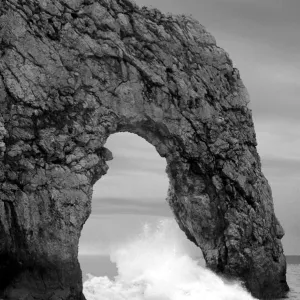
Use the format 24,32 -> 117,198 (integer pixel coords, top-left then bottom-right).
79,244 -> 110,256
93,170 -> 169,200
93,132 -> 169,200
92,197 -> 173,217
80,215 -> 175,256
106,153 -> 167,176
102,132 -> 168,176
256,119 -> 300,162
105,132 -> 160,158
255,120 -> 300,254
261,157 -> 300,179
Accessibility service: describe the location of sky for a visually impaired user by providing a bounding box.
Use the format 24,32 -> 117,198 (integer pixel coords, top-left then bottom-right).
80,0 -> 300,259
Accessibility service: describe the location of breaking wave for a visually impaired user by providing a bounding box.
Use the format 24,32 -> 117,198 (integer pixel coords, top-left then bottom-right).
83,219 -> 255,300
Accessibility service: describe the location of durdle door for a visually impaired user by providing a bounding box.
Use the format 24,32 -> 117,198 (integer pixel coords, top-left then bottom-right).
0,0 -> 289,299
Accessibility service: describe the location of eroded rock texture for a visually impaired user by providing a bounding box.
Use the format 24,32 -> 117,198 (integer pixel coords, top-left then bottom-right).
0,0 -> 288,299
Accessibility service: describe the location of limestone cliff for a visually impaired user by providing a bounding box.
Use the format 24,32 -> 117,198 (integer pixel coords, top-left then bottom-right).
0,0 -> 288,299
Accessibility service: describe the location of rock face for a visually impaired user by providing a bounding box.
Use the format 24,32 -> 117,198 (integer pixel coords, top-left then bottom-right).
0,0 -> 289,299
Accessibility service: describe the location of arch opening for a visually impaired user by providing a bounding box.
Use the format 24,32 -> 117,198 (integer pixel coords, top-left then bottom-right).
78,132 -> 206,297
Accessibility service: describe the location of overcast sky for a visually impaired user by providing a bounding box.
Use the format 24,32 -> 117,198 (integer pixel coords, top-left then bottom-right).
80,0 -> 300,257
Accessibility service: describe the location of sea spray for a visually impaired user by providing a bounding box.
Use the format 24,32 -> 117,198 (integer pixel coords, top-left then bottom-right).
83,219 -> 255,300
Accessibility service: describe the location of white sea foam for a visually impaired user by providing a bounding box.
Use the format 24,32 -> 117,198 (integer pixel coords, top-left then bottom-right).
83,219 -> 255,300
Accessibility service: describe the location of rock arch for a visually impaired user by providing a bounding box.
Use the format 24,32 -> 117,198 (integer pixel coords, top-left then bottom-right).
0,0 -> 288,299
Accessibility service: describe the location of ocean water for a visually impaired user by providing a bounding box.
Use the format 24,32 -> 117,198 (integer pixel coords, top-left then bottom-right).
80,219 -> 300,300
285,264 -> 300,300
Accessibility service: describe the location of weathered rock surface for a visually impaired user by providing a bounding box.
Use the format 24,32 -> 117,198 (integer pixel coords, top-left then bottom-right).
0,0 -> 288,299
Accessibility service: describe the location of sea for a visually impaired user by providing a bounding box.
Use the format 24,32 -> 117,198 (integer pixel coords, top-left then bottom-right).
79,219 -> 300,300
